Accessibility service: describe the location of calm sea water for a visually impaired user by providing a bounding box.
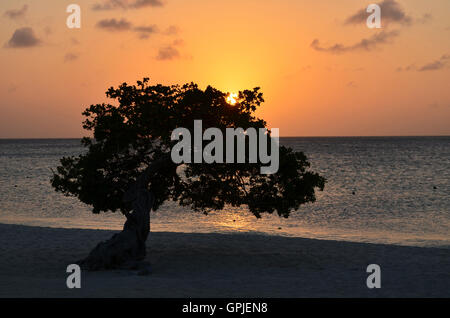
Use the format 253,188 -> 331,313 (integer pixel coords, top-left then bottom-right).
0,137 -> 449,247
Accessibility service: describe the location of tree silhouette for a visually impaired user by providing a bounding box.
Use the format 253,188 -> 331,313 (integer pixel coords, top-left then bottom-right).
51,78 -> 325,270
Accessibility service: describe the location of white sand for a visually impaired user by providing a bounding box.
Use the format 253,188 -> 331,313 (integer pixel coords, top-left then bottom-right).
0,223 -> 449,298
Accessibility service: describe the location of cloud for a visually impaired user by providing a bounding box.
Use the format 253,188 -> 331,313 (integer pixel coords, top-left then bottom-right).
311,30 -> 399,54
134,25 -> 158,33
64,53 -> 79,62
132,0 -> 164,8
418,55 -> 450,72
156,46 -> 180,60
396,64 -> 416,72
172,39 -> 184,46
347,81 -> 357,88
44,26 -> 52,36
7,83 -> 18,93
163,25 -> 180,36
5,27 -> 41,48
417,13 -> 433,25
92,0 -> 163,11
419,61 -> 445,72
345,0 -> 412,26
135,25 -> 179,38
96,18 -> 132,31
134,25 -> 158,38
428,102 -> 439,109
96,19 -> 179,40
4,5 -> 28,20
398,55 -> 450,72
426,102 -> 450,110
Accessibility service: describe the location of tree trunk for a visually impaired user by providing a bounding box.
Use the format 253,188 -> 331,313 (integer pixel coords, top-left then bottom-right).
78,155 -> 172,271
78,189 -> 154,271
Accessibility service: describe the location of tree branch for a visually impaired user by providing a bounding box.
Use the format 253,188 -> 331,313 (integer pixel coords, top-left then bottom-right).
122,153 -> 175,203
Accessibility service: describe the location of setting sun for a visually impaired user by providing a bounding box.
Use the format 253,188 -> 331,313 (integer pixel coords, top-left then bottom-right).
226,93 -> 238,105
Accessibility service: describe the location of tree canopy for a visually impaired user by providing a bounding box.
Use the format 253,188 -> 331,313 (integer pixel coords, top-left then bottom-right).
51,78 -> 325,219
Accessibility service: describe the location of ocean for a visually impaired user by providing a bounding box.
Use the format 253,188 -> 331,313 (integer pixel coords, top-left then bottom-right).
0,137 -> 449,248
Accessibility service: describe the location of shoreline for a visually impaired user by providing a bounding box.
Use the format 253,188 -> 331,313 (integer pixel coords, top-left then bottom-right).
0,223 -> 449,297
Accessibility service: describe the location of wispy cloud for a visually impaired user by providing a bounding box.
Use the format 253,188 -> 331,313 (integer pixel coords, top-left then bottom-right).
92,0 -> 164,11
7,83 -> 18,93
419,61 -> 446,72
96,18 -> 133,32
64,53 -> 79,63
5,27 -> 41,48
162,25 -> 180,36
345,0 -> 412,26
345,0 -> 432,27
134,25 -> 158,38
396,64 -> 416,72
172,39 -> 184,46
4,4 -> 28,20
44,26 -> 52,36
156,46 -> 180,60
134,25 -> 158,33
347,81 -> 357,88
416,13 -> 433,25
311,30 -> 399,54
130,0 -> 164,8
398,55 -> 450,72
428,102 -> 439,109
418,54 -> 450,72
96,19 -> 179,40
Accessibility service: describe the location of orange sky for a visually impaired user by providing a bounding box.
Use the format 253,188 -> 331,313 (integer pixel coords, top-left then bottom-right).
1,0 -> 450,137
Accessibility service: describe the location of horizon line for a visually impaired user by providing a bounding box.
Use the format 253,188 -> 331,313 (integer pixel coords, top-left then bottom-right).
1,135 -> 450,140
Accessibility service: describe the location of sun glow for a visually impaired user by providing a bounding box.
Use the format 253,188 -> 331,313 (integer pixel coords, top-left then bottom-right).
226,93 -> 238,105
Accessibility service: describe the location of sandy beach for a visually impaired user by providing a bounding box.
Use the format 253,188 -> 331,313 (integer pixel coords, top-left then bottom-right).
0,223 -> 449,298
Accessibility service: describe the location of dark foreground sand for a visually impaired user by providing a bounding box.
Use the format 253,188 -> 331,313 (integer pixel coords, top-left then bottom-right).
0,223 -> 449,297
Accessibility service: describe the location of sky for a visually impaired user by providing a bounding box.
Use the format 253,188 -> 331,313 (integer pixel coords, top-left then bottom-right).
0,0 -> 449,138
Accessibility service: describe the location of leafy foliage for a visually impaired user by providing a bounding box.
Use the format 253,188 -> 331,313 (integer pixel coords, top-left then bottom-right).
51,78 -> 325,218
